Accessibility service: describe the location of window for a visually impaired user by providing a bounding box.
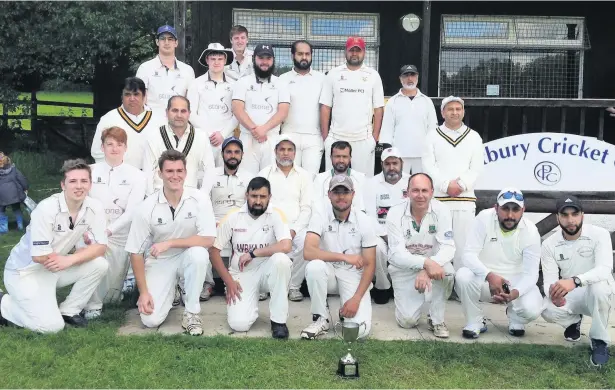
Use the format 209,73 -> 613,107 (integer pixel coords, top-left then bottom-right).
233,9 -> 380,75
439,15 -> 590,98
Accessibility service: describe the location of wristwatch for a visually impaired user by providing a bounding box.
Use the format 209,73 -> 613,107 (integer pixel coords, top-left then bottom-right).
572,276 -> 582,288
249,250 -> 256,259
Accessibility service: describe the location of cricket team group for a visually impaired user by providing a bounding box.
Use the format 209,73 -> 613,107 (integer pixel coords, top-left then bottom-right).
0,24 -> 613,367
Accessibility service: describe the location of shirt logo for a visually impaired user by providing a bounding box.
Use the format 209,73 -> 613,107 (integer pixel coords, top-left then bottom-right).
380,194 -> 390,200
362,76 -> 368,82
444,231 -> 453,239
97,177 -> 101,183
339,75 -> 346,81
185,211 -> 195,219
249,85 -> 255,91
154,71 -> 159,77
120,179 -> 129,185
328,225 -> 333,232
234,228 -> 247,232
405,229 -> 412,238
155,217 -> 166,226
262,225 -> 270,232
428,225 -> 436,234
33,240 -> 49,246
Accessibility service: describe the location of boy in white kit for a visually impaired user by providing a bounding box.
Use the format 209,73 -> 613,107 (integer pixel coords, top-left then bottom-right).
541,195 -> 614,367
386,173 -> 455,338
455,187 -> 543,339
84,127 -> 146,319
301,175 -> 377,340
0,159 -> 109,332
125,150 -> 216,336
209,177 -> 292,339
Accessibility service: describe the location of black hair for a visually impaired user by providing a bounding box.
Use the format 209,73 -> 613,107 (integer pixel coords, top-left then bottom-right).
291,40 -> 313,55
122,77 -> 146,96
247,176 -> 271,195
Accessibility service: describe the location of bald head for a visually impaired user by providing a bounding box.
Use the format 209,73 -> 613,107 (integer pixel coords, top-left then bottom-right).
409,173 -> 434,190
408,173 -> 434,209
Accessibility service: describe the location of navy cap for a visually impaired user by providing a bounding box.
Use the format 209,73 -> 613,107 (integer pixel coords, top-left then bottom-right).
221,136 -> 243,151
157,25 -> 177,39
254,44 -> 275,57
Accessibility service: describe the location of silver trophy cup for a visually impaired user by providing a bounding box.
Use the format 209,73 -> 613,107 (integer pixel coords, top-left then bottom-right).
334,321 -> 366,378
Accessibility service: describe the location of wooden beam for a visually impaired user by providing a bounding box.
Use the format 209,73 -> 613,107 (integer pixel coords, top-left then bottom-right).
420,1 -> 431,92
174,0 -> 187,62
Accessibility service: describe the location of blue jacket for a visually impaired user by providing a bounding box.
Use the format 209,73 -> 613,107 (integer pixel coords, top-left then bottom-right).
0,165 -> 28,206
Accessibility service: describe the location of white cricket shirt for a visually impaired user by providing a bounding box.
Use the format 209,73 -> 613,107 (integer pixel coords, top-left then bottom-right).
278,68 -> 325,136
186,72 -> 238,138
200,166 -> 255,222
224,48 -> 254,81
312,169 -> 366,211
363,172 -> 411,236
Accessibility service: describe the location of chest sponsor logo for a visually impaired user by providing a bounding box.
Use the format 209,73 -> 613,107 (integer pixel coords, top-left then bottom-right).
106,208 -> 122,215
250,97 -> 274,114
405,243 -> 433,256
339,87 -> 365,94
577,246 -> 594,257
236,243 -> 268,252
234,228 -> 247,232
380,194 -> 390,200
33,240 -> 49,246
208,97 -> 230,114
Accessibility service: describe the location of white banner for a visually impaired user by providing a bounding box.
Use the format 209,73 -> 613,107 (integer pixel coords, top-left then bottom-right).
475,133 -> 615,191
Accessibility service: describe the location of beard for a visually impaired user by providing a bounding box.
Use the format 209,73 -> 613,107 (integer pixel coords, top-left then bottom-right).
224,158 -> 241,170
276,157 -> 293,167
346,56 -> 364,66
402,82 -> 417,90
499,218 -> 520,232
333,162 -> 349,173
293,58 -> 311,70
384,170 -> 401,183
254,62 -> 275,79
561,220 -> 583,236
332,201 -> 351,213
248,202 -> 267,217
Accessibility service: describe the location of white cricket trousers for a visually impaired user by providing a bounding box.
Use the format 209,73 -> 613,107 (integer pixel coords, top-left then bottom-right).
305,260 -> 372,339
389,263 -> 455,328
401,157 -> 422,174
324,134 -> 376,177
1,258 -> 109,333
239,130 -> 278,174
289,229 -> 307,291
140,247 -> 211,328
542,280 -> 615,343
86,242 -> 130,310
455,267 -> 543,331
447,208 -> 475,271
227,253 -> 292,331
211,145 -> 223,168
375,237 -> 391,290
288,133 -> 324,176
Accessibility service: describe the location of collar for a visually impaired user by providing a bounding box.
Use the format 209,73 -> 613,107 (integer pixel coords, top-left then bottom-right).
330,168 -> 351,177
440,123 -> 467,133
102,159 -> 124,170
120,104 -> 146,117
165,124 -> 191,138
240,201 -> 272,215
328,205 -> 356,224
255,74 -> 272,84
232,48 -> 254,57
292,67 -> 313,76
59,191 -> 88,213
394,88 -> 424,99
207,71 -> 227,83
157,187 -> 188,207
157,55 -> 178,70
273,164 -> 296,174
405,198 -> 434,218
344,63 -> 366,71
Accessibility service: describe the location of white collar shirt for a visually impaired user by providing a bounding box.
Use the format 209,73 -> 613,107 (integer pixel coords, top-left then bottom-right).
278,68 -> 325,135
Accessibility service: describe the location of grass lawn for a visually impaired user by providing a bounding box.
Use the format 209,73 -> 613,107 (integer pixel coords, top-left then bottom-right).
0,153 -> 614,388
1,91 -> 93,131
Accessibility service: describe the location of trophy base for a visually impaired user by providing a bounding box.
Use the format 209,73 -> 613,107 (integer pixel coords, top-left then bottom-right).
337,360 -> 360,379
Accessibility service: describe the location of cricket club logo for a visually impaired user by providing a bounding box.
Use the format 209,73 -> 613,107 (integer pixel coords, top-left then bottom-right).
97,177 -> 101,183
406,229 -> 412,238
428,225 -> 437,234
339,74 -> 346,81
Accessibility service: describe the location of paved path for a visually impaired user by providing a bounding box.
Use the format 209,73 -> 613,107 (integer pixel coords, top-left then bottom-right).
118,296 -> 615,347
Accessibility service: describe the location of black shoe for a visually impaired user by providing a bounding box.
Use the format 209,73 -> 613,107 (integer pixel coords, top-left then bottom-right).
0,291 -> 7,326
590,339 -> 609,366
271,320 -> 289,339
62,314 -> 88,328
564,316 -> 582,342
508,328 -> 526,337
371,287 -> 390,305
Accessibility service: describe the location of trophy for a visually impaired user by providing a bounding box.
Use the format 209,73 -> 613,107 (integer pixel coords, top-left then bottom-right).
334,320 -> 366,379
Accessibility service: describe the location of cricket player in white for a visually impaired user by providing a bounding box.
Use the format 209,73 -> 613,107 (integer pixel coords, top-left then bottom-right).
313,141 -> 365,211
225,25 -> 254,81
379,65 -> 438,174
320,36 -> 385,177
200,137 -> 254,300
187,43 -> 238,167
142,96 -> 215,195
136,25 -> 195,120
232,44 -> 290,173
301,175 -> 377,340
258,135 -> 313,302
386,173 -> 455,338
126,150 -> 216,336
0,160 -> 108,333
541,195 -> 614,366
84,127 -> 146,319
209,177 -> 292,339
456,187 -> 543,339
91,77 -> 159,169
423,96 -> 484,273
363,147 -> 411,304
279,40 -> 325,176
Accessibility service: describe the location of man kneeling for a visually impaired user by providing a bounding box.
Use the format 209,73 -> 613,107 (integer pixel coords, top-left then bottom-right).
209,177 -> 292,339
301,175 -> 376,340
0,159 -> 108,333
126,150 -> 216,335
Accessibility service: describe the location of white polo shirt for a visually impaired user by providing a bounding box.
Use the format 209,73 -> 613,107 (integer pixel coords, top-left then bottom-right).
213,203 -> 291,273
225,48 -> 254,81
136,56 -> 196,117
379,89 -> 438,158
186,72 -> 238,138
541,223 -> 615,292
278,68 -> 325,136
125,187 -> 216,260
89,161 -> 146,247
5,193 -> 107,271
232,75 -> 290,135
200,166 -> 255,222
308,200 -> 379,272
386,198 -> 455,271
141,124 -> 216,194
319,64 -> 385,141
363,172 -> 411,236
313,169 -> 366,211
258,164 -> 313,232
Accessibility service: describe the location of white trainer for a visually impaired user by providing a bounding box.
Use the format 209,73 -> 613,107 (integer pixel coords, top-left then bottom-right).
84,309 -> 102,320
200,282 -> 214,301
288,288 -> 304,302
300,315 -> 331,340
182,311 -> 203,336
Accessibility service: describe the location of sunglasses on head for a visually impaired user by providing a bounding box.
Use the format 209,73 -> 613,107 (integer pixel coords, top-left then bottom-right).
499,191 -> 524,201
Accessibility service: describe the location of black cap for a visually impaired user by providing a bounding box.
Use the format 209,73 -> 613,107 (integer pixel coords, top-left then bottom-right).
400,64 -> 419,75
221,136 -> 243,152
556,195 -> 583,213
254,44 -> 275,57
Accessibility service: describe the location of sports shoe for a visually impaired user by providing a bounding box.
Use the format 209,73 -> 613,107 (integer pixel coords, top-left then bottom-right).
63,313 -> 88,328
462,318 -> 488,339
84,309 -> 102,320
122,277 -> 135,294
590,338 -> 609,366
200,282 -> 214,301
259,292 -> 270,301
288,288 -> 304,302
508,324 -> 525,337
172,284 -> 182,307
182,311 -> 203,336
564,316 -> 582,342
301,314 -> 331,340
428,317 -> 449,338
371,287 -> 390,305
271,320 -> 289,339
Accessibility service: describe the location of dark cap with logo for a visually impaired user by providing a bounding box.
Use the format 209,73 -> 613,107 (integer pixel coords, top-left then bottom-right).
400,64 -> 419,75
254,44 -> 275,57
221,136 -> 243,152
157,25 -> 177,39
556,195 -> 584,213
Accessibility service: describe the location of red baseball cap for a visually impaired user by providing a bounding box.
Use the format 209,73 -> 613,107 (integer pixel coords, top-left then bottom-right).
346,36 -> 366,51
